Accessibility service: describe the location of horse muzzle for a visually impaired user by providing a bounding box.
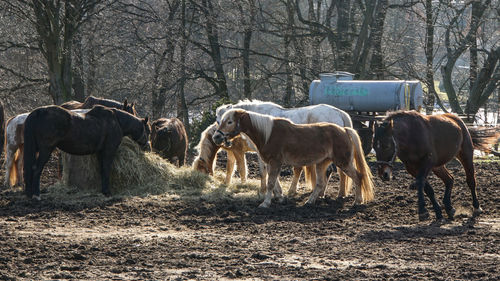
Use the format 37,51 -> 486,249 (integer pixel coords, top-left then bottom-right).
378,165 -> 393,181
212,131 -> 225,146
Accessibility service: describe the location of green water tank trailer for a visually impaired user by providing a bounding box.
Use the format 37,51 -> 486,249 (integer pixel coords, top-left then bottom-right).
309,72 -> 424,112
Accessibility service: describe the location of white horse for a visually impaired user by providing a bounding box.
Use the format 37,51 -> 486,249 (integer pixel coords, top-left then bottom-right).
4,109 -> 90,187
216,100 -> 354,199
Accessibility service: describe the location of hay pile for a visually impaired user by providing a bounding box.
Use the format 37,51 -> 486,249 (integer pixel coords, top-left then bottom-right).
61,137 -> 211,196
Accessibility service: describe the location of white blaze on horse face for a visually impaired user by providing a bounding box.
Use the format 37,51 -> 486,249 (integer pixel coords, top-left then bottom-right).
219,110 -> 238,135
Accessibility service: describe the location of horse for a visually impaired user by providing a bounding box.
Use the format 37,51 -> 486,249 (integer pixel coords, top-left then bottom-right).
4,113 -> 28,187
151,118 -> 188,166
61,96 -> 138,116
373,110 -> 499,221
215,100 -> 354,199
213,109 -> 374,208
193,122 -> 303,196
23,105 -> 150,199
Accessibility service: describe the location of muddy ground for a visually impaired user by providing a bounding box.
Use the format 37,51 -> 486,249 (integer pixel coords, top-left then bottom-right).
0,153 -> 499,280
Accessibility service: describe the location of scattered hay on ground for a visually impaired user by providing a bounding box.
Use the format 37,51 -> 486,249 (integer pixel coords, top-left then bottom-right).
51,137 -> 263,205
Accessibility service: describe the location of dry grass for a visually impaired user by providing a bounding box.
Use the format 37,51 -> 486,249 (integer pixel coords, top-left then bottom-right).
48,137 -> 263,206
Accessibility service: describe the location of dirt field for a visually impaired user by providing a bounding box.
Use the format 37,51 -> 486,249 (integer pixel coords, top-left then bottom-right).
0,154 -> 499,280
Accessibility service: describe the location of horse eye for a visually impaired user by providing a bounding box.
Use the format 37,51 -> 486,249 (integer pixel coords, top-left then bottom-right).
228,121 -> 233,125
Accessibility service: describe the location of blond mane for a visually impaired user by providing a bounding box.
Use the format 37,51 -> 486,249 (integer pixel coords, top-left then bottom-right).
246,111 -> 274,145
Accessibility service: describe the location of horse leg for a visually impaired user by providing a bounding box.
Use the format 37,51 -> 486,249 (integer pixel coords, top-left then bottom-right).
16,145 -> 24,186
225,151 -> 236,185
340,162 -> 363,205
423,181 -> 443,220
258,163 -> 281,208
456,151 -> 482,215
287,166 -> 302,197
414,165 -> 433,221
305,161 -> 330,205
337,168 -> 348,198
4,146 -> 15,187
98,150 -> 116,196
31,147 -> 54,200
432,166 -> 455,219
233,150 -> 247,184
258,158 -> 267,195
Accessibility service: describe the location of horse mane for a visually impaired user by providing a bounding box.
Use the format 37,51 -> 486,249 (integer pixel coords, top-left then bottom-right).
193,123 -> 219,173
246,111 -> 274,144
234,99 -> 284,109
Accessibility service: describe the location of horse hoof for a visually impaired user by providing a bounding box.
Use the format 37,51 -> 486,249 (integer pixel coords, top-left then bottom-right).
431,218 -> 446,226
473,207 -> 483,216
32,195 -> 41,201
418,211 -> 430,221
258,202 -> 270,208
275,196 -> 285,204
446,208 -> 456,220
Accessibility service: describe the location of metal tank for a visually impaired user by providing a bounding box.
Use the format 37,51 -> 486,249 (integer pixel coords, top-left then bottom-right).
309,72 -> 424,112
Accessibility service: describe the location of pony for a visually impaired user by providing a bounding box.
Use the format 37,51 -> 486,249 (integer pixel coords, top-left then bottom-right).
215,100 -> 354,199
151,118 -> 188,166
213,109 -> 374,208
23,105 -> 150,198
4,113 -> 28,187
193,122 -> 299,196
373,110 -> 499,221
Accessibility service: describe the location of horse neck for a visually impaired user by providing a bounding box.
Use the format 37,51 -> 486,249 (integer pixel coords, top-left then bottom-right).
199,129 -> 219,169
239,112 -> 269,152
113,110 -> 140,136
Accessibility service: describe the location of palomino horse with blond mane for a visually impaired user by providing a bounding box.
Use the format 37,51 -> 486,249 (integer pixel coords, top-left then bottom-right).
193,122 -> 288,195
215,100 -> 354,199
213,109 -> 374,208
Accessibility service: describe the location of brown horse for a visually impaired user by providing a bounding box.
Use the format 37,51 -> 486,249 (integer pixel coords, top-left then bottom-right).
151,118 -> 188,166
193,122 -> 313,195
61,96 -> 138,116
373,111 -> 499,221
213,109 -> 374,208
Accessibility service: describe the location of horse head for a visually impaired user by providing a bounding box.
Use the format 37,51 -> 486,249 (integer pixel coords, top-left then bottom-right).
373,120 -> 397,181
212,109 -> 243,147
193,157 -> 212,175
151,125 -> 172,155
215,104 -> 233,125
134,116 -> 151,151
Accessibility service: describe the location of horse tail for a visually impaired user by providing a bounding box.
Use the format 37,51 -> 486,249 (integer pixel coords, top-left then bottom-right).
468,127 -> 500,153
345,127 -> 374,203
23,112 -> 38,196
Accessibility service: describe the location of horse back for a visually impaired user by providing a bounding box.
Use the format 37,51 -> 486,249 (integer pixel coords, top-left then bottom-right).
263,120 -> 351,165
392,112 -> 464,165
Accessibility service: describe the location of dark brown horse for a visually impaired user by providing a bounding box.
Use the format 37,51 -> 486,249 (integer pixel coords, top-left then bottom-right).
23,105 -> 150,199
373,111 -> 499,221
61,96 -> 138,116
151,118 -> 188,166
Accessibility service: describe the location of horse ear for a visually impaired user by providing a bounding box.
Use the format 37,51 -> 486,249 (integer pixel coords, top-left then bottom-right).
144,116 -> 149,123
123,99 -> 128,108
